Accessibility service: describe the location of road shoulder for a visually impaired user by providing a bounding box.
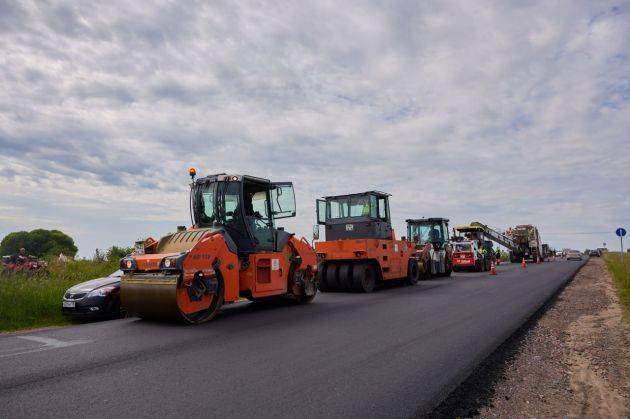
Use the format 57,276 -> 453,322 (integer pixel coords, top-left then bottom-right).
428,258 -> 630,418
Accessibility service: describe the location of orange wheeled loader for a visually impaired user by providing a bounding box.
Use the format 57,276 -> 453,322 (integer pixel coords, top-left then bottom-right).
120,170 -> 318,323
313,191 -> 420,293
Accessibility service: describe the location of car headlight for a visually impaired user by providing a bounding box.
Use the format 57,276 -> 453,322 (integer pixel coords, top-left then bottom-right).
87,286 -> 116,298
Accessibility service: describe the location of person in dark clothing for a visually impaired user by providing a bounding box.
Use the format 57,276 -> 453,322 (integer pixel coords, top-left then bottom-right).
10,248 -> 28,265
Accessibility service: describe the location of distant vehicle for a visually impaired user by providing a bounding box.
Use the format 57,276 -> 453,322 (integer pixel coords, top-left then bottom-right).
1,255 -> 49,277
566,250 -> 583,261
555,251 -> 563,257
589,249 -> 601,257
451,240 -> 490,272
61,270 -> 124,318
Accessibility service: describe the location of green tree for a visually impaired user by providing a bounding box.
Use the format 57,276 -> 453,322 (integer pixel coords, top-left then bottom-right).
106,246 -> 133,261
0,229 -> 78,258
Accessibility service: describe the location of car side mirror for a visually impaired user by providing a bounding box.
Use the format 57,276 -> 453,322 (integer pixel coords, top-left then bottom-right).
312,224 -> 320,241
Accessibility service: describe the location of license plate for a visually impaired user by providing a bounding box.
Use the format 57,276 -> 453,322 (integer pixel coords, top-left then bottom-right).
459,260 -> 471,264
63,301 -> 75,308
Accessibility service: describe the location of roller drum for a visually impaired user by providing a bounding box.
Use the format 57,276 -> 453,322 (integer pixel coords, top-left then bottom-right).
121,273 -> 182,321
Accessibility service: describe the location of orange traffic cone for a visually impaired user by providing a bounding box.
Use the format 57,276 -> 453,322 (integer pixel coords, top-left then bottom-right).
490,261 -> 497,275
536,255 -> 541,264
521,257 -> 526,268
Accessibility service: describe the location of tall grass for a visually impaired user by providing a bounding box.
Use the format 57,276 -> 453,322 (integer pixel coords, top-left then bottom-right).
0,260 -> 119,332
603,252 -> 630,322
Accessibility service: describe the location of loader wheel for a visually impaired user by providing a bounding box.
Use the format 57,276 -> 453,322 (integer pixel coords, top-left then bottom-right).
326,262 -> 341,292
338,263 -> 354,292
352,262 -> 375,293
317,262 -> 329,292
406,259 -> 420,285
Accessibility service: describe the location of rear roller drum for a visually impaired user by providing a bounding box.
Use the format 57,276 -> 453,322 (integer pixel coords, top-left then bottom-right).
294,270 -> 317,304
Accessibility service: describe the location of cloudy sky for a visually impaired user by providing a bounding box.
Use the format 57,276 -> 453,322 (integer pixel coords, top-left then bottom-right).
1,0 -> 629,257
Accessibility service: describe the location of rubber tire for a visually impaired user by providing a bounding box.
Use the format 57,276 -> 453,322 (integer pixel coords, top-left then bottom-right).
352,262 -> 375,293
443,258 -> 453,277
338,263 -> 354,292
406,259 -> 420,285
317,262 -> 329,292
326,262 -> 341,292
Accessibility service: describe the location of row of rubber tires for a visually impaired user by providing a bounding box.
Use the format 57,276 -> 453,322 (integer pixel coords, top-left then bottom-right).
318,260 -> 420,293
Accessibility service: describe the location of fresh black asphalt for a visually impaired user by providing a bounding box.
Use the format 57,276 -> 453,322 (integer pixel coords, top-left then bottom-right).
0,259 -> 587,418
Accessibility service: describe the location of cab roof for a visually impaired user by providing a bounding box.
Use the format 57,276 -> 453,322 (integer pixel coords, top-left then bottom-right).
322,191 -> 391,200
455,225 -> 484,232
195,173 -> 271,184
406,217 -> 449,223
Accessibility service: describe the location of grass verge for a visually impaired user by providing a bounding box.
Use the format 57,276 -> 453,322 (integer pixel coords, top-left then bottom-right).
603,252 -> 630,322
0,260 -> 118,333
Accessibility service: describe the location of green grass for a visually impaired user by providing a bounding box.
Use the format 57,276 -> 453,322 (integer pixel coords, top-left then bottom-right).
603,252 -> 630,322
0,260 -> 119,332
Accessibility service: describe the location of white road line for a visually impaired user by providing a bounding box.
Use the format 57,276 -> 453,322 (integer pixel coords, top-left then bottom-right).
0,336 -> 93,358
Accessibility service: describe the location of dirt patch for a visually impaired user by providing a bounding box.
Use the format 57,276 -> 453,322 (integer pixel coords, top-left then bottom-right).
428,258 -> 630,418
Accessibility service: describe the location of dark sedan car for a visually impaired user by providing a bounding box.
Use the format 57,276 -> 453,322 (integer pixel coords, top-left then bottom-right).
61,270 -> 124,318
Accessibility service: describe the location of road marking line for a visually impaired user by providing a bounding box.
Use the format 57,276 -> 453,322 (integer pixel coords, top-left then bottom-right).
0,336 -> 93,358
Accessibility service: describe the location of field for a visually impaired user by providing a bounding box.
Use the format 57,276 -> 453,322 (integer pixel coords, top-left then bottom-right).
603,252 -> 630,321
0,260 -> 119,332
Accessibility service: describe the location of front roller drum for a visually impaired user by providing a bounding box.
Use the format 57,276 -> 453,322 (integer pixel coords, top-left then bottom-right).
121,272 -> 223,323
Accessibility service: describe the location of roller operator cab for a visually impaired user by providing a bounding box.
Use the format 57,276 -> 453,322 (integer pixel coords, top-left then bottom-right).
120,171 -> 318,324
406,218 -> 453,278
313,191 -> 420,293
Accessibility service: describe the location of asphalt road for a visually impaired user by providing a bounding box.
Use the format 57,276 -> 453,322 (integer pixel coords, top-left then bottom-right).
0,259 -> 587,418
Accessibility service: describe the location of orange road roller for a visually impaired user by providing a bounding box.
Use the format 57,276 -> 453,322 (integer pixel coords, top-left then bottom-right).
313,191 -> 420,292
120,170 -> 318,323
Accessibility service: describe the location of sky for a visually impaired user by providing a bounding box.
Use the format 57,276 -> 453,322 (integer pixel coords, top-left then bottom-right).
0,0 -> 629,257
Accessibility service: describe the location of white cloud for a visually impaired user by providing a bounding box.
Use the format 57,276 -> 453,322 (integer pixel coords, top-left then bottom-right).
0,0 -> 628,255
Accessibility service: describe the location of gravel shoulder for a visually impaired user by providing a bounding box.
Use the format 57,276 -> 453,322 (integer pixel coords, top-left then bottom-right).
428,258 -> 630,418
